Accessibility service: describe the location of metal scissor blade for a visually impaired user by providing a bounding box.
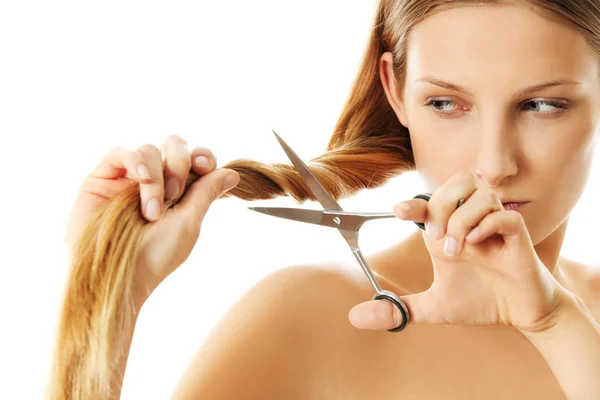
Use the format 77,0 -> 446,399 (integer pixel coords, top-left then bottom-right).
249,206 -> 397,230
248,207 -> 325,226
272,130 -> 343,211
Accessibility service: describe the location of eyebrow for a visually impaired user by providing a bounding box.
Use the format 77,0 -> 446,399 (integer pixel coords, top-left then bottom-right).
414,76 -> 580,97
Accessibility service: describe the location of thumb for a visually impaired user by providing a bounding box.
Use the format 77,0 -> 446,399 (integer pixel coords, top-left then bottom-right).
348,291 -> 433,330
176,168 -> 240,224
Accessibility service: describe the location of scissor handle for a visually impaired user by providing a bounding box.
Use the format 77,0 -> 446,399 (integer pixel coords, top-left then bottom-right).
372,290 -> 410,332
370,193 -> 434,332
411,192 -> 466,231
412,192 -> 432,230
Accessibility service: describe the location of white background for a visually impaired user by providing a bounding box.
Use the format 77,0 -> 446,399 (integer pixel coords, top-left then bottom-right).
0,1 -> 598,399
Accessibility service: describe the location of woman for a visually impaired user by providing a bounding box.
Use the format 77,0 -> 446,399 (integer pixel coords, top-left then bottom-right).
49,0 -> 600,399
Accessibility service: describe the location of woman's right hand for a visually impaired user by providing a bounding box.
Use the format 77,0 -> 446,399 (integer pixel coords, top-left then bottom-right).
65,134 -> 240,296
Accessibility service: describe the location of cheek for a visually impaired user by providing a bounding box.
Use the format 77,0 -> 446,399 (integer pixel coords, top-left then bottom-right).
529,126 -> 597,238
536,116 -> 597,188
549,137 -> 595,202
411,132 -> 472,191
409,120 -> 477,190
529,150 -> 593,245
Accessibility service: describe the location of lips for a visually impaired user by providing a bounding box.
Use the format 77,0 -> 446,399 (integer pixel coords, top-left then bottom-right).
502,201 -> 528,211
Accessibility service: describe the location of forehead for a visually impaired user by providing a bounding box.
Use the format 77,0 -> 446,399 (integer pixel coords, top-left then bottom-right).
404,4 -> 597,88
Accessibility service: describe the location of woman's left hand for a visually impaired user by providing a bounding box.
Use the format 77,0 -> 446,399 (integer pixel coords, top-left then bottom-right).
349,171 -> 569,334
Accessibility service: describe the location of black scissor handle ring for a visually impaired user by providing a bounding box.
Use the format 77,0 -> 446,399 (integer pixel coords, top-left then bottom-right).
373,293 -> 410,333
412,192 -> 432,230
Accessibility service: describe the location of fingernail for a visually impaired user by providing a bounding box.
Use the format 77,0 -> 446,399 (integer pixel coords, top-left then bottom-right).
165,178 -> 179,200
444,237 -> 458,256
194,156 -> 209,168
146,198 -> 160,221
137,164 -> 151,180
394,201 -> 411,213
426,222 -> 441,240
223,173 -> 238,192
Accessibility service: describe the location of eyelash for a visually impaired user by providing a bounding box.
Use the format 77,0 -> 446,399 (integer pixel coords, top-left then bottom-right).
423,99 -> 569,117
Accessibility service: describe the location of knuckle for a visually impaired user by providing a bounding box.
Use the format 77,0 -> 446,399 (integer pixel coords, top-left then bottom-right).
129,149 -> 144,163
109,145 -> 126,155
138,143 -> 160,155
488,212 -> 501,225
181,218 -> 201,240
163,134 -> 189,151
168,134 -> 187,144
483,188 -> 497,202
194,146 -> 216,161
457,170 -> 475,183
507,210 -> 522,223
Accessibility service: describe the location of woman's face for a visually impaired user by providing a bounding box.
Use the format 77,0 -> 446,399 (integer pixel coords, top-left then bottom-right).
380,4 -> 600,246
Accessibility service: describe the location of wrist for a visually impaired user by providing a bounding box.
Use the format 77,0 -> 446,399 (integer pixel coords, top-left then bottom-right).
132,278 -> 157,312
132,265 -> 162,311
519,290 -> 595,343
517,291 -> 600,399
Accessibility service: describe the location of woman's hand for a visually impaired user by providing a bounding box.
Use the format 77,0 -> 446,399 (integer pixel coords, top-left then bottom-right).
65,135 -> 240,294
349,171 -> 569,334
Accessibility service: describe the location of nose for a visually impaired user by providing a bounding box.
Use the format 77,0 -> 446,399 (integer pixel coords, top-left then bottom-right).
473,120 -> 518,187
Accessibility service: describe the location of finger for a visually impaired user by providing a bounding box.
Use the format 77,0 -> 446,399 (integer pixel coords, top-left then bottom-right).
392,196 -> 428,225
348,300 -> 403,330
391,172 -> 477,234
175,168 -> 239,227
191,146 -> 217,175
137,144 -> 165,222
89,146 -> 153,183
465,209 -> 531,250
348,291 -> 441,330
161,135 -> 192,201
425,171 -> 478,241
445,187 -> 503,256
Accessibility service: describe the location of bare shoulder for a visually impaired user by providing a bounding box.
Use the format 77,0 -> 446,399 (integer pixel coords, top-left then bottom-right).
169,262 -> 369,400
561,258 -> 600,287
560,257 -> 600,316
582,261 -> 600,300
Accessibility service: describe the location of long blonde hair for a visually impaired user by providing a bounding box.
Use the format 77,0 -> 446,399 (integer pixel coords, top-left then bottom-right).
47,1 -> 600,398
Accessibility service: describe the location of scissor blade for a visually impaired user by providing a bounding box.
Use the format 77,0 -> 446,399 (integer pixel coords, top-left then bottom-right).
272,130 -> 343,211
248,207 -> 325,226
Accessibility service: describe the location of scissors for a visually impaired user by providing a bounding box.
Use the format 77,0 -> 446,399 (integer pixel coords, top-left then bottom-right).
248,130 -> 433,332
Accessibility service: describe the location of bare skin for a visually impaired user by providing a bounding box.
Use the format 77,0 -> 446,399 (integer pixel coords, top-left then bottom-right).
382,3 -> 599,284
170,234 -> 599,399
349,2 -> 600,327
335,5 -> 600,397
173,4 -> 600,398
353,234 -> 600,399
65,3 -> 600,399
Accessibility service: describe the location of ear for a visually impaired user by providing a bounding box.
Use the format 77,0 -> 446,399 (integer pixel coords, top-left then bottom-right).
379,52 -> 408,128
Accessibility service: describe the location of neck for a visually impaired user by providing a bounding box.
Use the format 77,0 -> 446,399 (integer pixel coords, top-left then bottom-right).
533,217 -> 569,277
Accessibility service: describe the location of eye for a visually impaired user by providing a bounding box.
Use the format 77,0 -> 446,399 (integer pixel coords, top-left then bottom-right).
423,98 -> 570,117
521,99 -> 568,114
424,99 -> 459,113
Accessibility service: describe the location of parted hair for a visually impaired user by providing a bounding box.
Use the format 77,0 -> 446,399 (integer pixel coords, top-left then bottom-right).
47,1 -> 600,398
